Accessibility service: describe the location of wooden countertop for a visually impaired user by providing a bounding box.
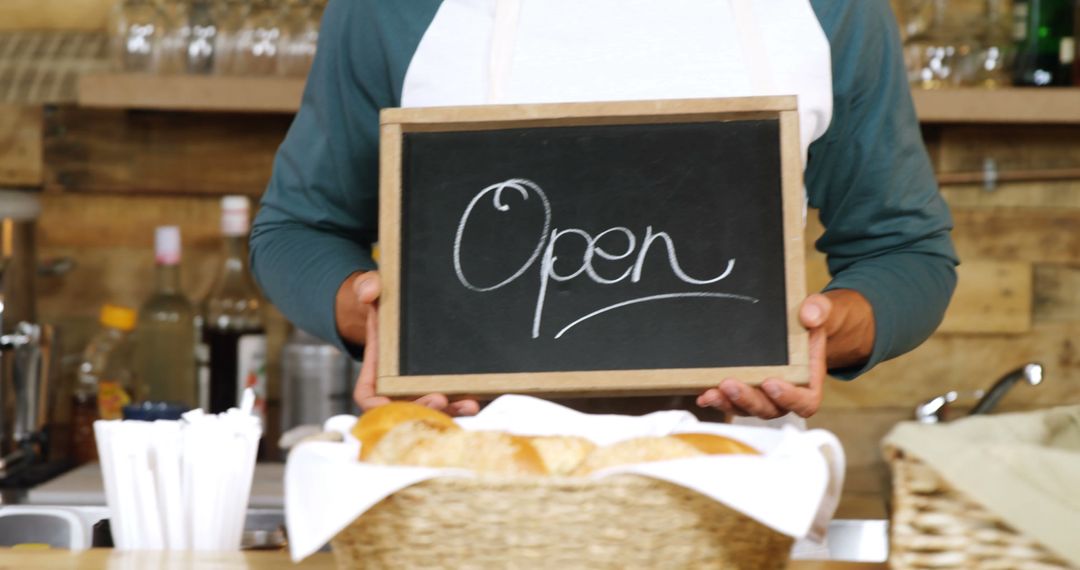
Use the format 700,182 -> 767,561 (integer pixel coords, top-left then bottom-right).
0,549 -> 886,569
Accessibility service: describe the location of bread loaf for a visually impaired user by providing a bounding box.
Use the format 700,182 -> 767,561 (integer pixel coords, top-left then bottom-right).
351,402 -> 459,460
573,436 -> 703,476
366,419 -> 457,465
527,436 -> 596,476
379,428 -> 547,476
671,433 -> 761,456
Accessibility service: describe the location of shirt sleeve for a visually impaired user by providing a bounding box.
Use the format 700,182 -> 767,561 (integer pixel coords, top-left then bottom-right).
250,0 -> 388,358
806,0 -> 959,379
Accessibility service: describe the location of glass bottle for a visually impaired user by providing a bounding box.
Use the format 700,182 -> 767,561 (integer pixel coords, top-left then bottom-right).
203,196 -> 267,418
107,0 -> 167,72
71,304 -> 138,464
135,226 -> 197,407
1074,0 -> 1080,85
1012,0 -> 1075,86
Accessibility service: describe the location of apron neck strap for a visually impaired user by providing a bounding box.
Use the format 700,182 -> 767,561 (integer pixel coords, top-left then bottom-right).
489,0 -> 522,104
730,0 -> 775,94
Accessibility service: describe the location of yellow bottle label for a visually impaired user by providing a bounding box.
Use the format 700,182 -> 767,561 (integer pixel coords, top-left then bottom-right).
98,381 -> 131,420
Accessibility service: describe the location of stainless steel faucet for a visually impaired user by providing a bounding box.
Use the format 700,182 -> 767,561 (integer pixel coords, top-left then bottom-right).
914,363 -> 1044,424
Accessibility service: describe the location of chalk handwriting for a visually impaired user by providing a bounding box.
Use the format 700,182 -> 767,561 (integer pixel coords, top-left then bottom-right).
453,179 -> 757,338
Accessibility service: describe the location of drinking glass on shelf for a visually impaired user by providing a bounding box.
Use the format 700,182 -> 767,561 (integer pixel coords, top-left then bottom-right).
277,0 -> 319,77
234,0 -> 283,76
108,0 -> 168,73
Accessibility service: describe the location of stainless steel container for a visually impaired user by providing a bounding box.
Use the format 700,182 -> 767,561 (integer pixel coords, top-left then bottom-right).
280,328 -> 355,431
0,190 -> 52,475
0,190 -> 39,329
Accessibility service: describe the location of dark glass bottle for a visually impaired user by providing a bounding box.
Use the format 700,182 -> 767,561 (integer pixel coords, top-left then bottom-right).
202,196 -> 267,418
1071,0 -> 1079,84
1012,0 -> 1075,86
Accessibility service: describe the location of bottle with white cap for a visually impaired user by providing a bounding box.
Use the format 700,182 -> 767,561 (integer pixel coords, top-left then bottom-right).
135,225 -> 198,407
202,196 -> 267,419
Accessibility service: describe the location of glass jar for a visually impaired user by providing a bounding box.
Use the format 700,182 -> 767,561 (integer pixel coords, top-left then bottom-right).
276,0 -> 319,77
973,0 -> 1015,88
234,0 -> 283,76
108,0 -> 168,73
156,0 -> 191,74
214,0 -> 250,75
186,0 -> 218,73
903,0 -> 983,88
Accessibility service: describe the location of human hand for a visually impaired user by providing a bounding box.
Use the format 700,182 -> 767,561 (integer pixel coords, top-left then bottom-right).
696,290 -> 873,419
342,271 -> 480,416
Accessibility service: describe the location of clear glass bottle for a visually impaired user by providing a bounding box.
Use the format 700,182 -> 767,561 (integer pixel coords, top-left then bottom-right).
107,0 -> 167,72
203,196 -> 267,417
71,304 -> 138,464
135,226 -> 197,407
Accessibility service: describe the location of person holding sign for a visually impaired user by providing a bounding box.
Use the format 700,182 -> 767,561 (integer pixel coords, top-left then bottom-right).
251,0 -> 957,420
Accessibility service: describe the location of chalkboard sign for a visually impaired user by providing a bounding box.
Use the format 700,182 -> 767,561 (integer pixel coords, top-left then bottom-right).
378,98 -> 808,397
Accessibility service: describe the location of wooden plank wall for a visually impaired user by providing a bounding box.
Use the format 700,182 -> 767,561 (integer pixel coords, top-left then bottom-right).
0,105 -> 43,186
0,0 -> 116,31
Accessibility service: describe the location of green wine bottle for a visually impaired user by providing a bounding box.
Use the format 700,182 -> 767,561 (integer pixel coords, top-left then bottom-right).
1012,0 -> 1075,86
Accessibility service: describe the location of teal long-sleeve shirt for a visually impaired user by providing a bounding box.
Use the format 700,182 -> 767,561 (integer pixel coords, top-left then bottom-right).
251,0 -> 958,379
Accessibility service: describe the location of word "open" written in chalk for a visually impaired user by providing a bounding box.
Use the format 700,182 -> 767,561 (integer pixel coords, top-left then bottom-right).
452,179 -> 759,339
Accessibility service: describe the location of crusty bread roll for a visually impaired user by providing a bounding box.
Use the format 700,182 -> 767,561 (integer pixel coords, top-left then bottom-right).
573,436 -> 703,476
366,419 -> 457,465
352,402 -> 459,460
527,436 -> 597,476
671,433 -> 761,456
391,430 -> 547,476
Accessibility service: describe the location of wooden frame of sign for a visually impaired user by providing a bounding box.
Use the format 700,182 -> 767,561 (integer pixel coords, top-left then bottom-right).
377,97 -> 808,398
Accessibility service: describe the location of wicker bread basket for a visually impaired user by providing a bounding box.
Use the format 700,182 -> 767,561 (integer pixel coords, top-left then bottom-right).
329,474 -> 793,570
888,449 -> 1073,570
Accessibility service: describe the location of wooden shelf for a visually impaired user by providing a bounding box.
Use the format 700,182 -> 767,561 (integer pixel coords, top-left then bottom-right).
78,74 -> 1080,124
77,73 -> 305,113
912,88 -> 1080,124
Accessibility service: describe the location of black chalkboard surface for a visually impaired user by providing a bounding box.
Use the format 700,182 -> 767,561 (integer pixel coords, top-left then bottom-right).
378,98 -> 808,397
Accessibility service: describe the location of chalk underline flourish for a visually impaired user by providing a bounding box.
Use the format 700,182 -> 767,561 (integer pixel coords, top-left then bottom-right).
553,292 -> 760,339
